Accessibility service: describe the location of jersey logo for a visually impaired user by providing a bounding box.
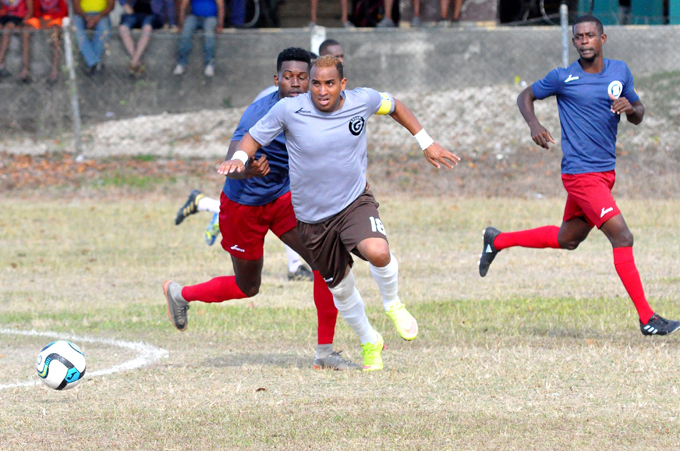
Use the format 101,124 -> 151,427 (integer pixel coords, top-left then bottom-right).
608,81 -> 623,99
349,116 -> 365,136
295,107 -> 311,114
564,75 -> 579,83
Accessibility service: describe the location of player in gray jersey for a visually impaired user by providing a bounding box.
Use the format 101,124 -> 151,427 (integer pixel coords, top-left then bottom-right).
218,55 -> 459,371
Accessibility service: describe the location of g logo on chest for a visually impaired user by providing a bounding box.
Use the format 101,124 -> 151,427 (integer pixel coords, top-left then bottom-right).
608,80 -> 623,99
349,116 -> 365,136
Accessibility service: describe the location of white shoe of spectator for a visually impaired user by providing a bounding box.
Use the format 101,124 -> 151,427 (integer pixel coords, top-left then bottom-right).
376,18 -> 395,28
204,64 -> 215,77
173,64 -> 185,76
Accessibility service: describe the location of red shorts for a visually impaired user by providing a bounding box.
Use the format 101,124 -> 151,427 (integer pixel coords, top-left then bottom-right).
561,170 -> 620,229
219,191 -> 297,260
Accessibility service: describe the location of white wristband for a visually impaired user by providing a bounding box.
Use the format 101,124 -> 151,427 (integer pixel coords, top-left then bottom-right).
414,129 -> 434,150
231,150 -> 249,165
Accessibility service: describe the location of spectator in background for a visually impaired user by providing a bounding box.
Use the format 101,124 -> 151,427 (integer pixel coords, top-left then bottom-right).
438,0 -> 463,26
0,0 -> 32,81
118,0 -> 175,77
73,0 -> 115,74
229,0 -> 244,28
318,39 -> 343,62
26,0 -> 68,82
309,0 -> 352,28
173,0 -> 223,77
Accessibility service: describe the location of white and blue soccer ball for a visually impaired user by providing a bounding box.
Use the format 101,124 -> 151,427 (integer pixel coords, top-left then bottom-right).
36,340 -> 87,390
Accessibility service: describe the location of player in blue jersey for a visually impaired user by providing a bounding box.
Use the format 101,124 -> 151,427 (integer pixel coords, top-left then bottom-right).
479,15 -> 680,336
165,48 -> 359,370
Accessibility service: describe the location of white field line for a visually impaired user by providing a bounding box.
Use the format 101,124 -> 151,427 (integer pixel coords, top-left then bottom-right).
0,329 -> 169,390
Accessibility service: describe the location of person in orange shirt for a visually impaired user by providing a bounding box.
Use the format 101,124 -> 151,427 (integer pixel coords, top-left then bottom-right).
25,0 -> 67,82
0,0 -> 33,81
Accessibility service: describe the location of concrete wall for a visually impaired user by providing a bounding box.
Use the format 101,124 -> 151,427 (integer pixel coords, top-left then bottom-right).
1,25 -> 679,131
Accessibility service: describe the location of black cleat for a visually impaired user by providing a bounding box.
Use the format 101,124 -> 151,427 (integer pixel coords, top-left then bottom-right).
288,265 -> 314,282
640,314 -> 680,336
175,189 -> 205,225
479,227 -> 501,277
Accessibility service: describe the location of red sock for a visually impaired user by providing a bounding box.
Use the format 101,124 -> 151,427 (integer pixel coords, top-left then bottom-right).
494,225 -> 561,251
313,270 -> 338,345
181,276 -> 248,303
613,247 -> 654,324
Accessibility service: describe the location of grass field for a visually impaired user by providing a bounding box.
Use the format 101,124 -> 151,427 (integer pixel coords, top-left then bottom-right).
2,196 -> 680,450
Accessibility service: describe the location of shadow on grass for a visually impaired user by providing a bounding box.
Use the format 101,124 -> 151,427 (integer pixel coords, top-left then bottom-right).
201,352 -> 312,369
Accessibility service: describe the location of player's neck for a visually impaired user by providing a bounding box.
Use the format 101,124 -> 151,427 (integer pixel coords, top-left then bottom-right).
578,57 -> 604,74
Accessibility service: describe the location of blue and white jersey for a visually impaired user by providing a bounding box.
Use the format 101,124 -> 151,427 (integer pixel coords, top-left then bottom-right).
222,90 -> 290,206
532,58 -> 639,174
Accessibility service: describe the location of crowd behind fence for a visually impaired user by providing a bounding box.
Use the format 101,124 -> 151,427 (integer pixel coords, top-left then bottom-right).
1,17 -> 680,154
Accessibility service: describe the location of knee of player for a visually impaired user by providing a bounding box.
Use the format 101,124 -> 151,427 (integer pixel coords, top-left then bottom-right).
237,280 -> 261,297
617,231 -> 634,248
365,245 -> 391,267
558,237 -> 581,251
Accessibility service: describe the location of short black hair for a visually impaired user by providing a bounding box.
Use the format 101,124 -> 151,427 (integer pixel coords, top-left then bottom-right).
319,39 -> 341,56
572,15 -> 604,35
277,47 -> 311,73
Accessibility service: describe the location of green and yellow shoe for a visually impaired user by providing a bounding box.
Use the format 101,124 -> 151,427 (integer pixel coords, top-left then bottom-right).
361,332 -> 384,372
385,302 -> 418,341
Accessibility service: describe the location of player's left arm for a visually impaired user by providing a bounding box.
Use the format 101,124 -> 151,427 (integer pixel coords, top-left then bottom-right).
610,94 -> 644,125
389,98 -> 460,169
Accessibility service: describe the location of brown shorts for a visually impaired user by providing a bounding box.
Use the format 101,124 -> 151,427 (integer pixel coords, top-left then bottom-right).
297,189 -> 388,288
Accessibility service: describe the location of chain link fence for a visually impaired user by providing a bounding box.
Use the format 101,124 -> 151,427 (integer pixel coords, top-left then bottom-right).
1,19 -> 679,158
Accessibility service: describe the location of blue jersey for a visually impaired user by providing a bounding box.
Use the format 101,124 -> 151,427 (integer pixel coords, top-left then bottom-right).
531,58 -> 639,175
222,91 -> 290,206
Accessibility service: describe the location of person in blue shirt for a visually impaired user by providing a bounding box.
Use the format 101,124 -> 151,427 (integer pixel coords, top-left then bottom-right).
173,0 -> 224,77
164,48 -> 358,371
479,15 -> 680,336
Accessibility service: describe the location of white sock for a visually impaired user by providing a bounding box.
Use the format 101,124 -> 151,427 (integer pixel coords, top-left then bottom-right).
370,254 -> 400,312
329,270 -> 378,345
197,197 -> 220,214
285,245 -> 303,272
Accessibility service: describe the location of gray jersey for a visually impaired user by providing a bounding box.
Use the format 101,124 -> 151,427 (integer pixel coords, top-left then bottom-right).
249,87 -> 395,223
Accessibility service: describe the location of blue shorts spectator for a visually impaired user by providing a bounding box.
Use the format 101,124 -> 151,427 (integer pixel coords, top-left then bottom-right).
120,13 -> 163,29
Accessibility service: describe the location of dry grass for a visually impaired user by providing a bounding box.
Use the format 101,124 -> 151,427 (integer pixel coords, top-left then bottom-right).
2,196 -> 680,450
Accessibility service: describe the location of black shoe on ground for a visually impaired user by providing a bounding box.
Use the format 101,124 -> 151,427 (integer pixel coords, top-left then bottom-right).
175,189 -> 205,225
640,313 -> 680,336
479,227 -> 501,277
288,265 -> 314,282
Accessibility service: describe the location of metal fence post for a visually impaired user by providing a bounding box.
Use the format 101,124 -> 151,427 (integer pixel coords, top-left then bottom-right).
560,2 -> 569,68
61,17 -> 83,156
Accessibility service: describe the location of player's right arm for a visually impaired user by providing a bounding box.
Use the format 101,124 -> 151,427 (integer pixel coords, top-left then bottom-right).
223,139 -> 270,179
217,133 -> 263,175
517,86 -> 555,150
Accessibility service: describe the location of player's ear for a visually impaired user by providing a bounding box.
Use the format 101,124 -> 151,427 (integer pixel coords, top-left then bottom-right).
274,75 -> 279,87
600,33 -> 607,45
341,78 -> 347,90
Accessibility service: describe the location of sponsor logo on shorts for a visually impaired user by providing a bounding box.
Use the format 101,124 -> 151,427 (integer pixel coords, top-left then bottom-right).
600,207 -> 614,218
230,244 -> 245,253
564,74 -> 579,83
608,81 -> 623,99
348,116 -> 365,136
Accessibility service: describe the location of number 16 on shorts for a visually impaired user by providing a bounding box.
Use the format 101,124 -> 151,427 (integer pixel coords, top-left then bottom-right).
370,217 -> 386,235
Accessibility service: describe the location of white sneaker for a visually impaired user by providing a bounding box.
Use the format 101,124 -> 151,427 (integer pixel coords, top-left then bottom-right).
173,64 -> 185,76
204,64 -> 214,77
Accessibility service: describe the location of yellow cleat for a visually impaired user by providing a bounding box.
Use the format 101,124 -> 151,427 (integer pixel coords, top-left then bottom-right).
361,332 -> 384,372
385,302 -> 418,341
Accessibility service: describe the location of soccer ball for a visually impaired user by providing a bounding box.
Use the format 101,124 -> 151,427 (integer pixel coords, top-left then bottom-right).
36,340 -> 87,390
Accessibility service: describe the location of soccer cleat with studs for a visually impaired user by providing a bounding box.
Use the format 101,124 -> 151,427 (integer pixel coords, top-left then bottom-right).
163,280 -> 190,331
313,351 -> 361,370
361,332 -> 384,372
205,213 -> 220,246
479,226 -> 502,277
287,265 -> 314,282
640,313 -> 680,336
385,302 -> 418,341
175,190 -> 205,225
